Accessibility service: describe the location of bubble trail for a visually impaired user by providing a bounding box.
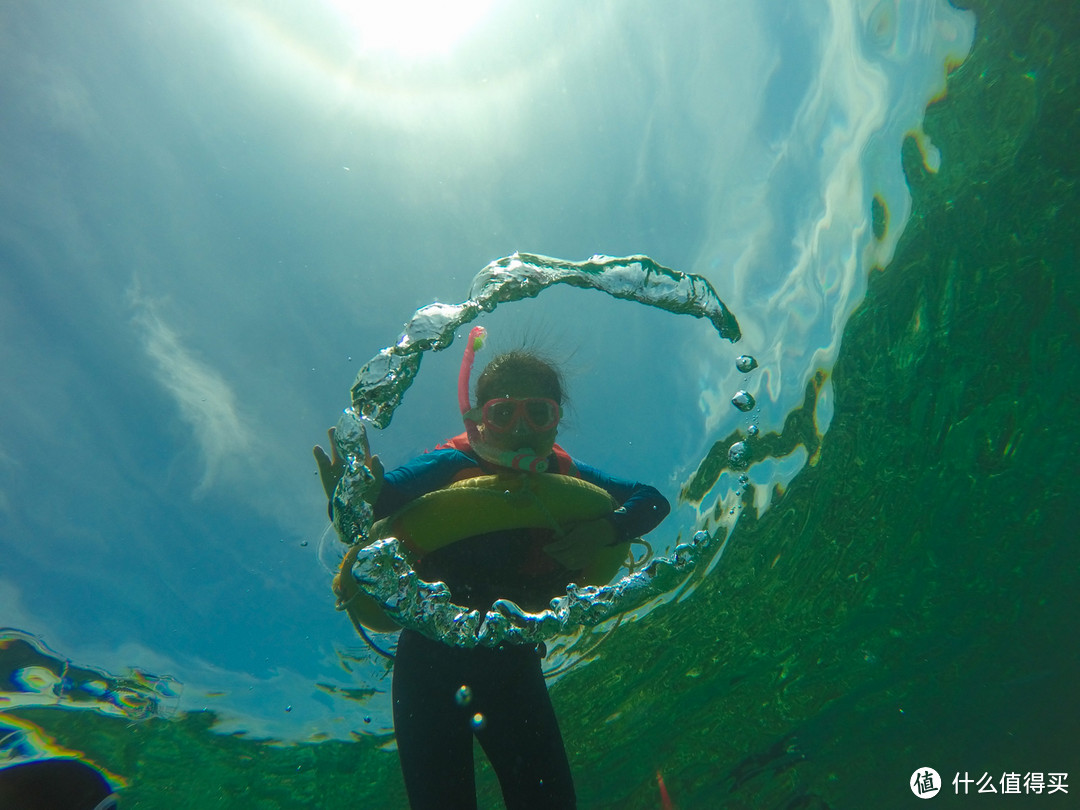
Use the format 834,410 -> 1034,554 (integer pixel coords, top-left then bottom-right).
732,390 -> 756,411
728,441 -> 749,469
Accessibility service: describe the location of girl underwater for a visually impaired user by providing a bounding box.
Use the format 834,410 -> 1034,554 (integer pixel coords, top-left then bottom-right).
314,332 -> 670,810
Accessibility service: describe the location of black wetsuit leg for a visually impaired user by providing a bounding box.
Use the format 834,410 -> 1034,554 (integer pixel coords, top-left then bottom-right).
393,630 -> 478,810
393,629 -> 576,810
472,643 -> 577,810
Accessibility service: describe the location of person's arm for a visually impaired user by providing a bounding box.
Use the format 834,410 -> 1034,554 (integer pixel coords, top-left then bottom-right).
545,461 -> 671,585
575,461 -> 671,542
315,428 -> 475,522
370,448 -> 476,519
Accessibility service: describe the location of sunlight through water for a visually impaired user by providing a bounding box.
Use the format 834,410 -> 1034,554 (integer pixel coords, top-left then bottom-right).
0,0 -> 975,746
324,0 -> 497,60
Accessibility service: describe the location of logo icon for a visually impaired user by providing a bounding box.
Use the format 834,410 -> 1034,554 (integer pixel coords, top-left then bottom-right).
911,767 -> 941,798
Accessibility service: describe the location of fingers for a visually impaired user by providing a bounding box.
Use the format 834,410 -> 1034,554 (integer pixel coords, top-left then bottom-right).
544,520 -> 618,570
546,546 -> 586,570
333,545 -> 362,603
316,424 -> 385,503
313,445 -> 333,489
362,454 -> 385,505
544,535 -> 574,554
327,427 -> 340,464
544,530 -> 585,569
313,447 -> 334,487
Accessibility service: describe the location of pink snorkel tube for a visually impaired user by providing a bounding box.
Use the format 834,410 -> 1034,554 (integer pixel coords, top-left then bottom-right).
458,326 -> 548,473
458,326 -> 487,445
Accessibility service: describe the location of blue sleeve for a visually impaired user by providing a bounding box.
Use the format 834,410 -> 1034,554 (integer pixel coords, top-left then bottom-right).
372,449 -> 477,520
573,460 -> 671,542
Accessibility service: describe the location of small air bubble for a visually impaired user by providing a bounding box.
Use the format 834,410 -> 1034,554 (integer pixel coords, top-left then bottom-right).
732,391 -> 756,412
455,685 -> 473,707
736,355 -> 758,373
471,712 -> 487,731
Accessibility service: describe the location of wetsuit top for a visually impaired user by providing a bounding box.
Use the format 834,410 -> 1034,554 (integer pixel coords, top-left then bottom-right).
371,436 -> 671,613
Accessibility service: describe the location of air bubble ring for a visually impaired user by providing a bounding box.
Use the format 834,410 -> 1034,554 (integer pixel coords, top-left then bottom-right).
333,253 -> 740,647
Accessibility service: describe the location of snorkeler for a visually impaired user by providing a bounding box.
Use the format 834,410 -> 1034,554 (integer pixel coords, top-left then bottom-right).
315,335 -> 670,810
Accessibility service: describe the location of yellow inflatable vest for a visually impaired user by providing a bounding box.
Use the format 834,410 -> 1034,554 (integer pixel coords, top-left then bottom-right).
373,472 -> 616,554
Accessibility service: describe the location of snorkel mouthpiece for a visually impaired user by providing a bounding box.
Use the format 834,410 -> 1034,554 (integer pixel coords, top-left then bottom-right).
457,325 -> 548,473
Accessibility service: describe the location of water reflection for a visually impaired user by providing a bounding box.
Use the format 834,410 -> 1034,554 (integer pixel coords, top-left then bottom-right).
0,0 -> 973,740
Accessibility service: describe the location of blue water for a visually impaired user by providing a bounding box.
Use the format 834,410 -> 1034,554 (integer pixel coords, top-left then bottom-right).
7,1 -> 1075,808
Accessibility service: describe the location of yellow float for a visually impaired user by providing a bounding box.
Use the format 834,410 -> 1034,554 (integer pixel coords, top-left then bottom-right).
335,472 -> 626,633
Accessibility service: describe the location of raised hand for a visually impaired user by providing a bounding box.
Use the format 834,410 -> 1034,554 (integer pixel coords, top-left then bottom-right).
313,426 -> 384,504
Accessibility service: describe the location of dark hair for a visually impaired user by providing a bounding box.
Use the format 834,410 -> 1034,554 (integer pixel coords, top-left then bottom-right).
475,350 -> 564,406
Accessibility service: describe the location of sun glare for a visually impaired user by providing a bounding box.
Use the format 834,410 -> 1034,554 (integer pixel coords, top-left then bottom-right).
326,0 -> 497,60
